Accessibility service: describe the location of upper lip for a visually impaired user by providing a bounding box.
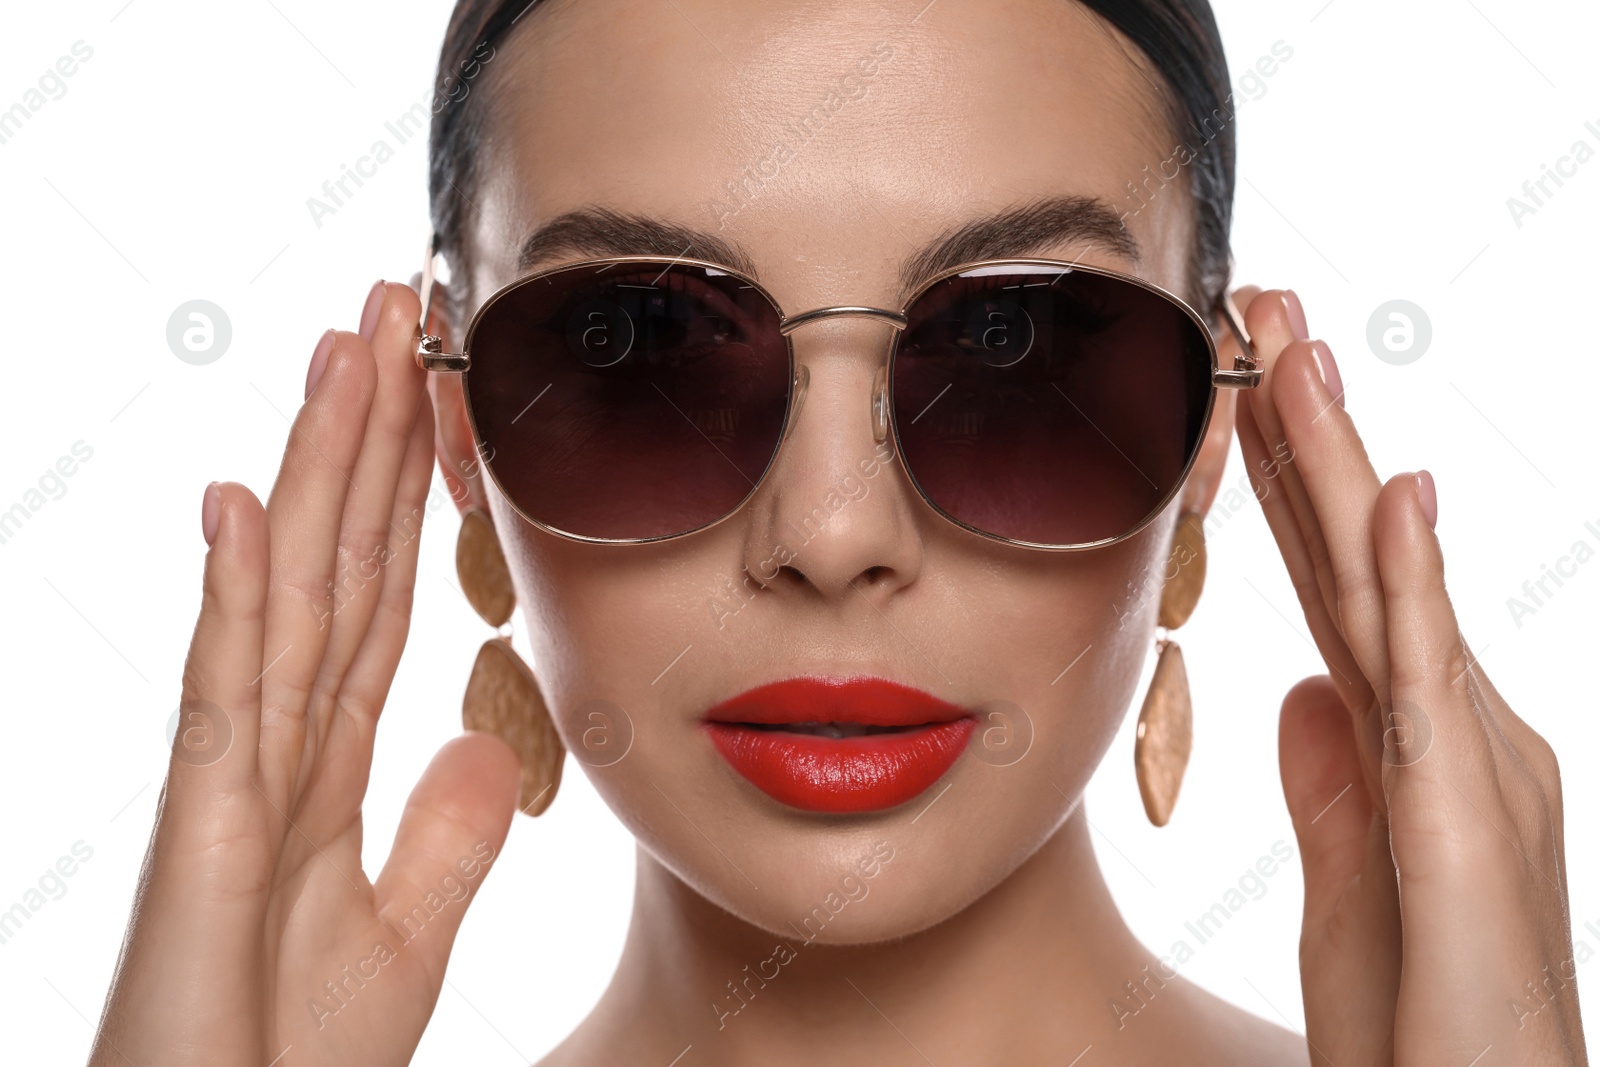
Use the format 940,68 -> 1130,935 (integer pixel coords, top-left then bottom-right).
703,676 -> 971,727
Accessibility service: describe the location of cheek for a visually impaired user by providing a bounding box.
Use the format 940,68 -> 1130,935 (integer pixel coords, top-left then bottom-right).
968,523 -> 1168,793
489,483 -> 740,798
490,487 -> 693,707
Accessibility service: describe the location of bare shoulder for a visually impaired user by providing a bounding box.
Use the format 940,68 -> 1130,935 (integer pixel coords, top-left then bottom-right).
1164,977 -> 1312,1066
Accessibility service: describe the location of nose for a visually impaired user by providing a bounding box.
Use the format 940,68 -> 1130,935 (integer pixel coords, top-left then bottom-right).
738,316 -> 924,604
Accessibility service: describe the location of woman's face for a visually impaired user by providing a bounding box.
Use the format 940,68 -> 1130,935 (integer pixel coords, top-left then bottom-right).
443,0 -> 1234,942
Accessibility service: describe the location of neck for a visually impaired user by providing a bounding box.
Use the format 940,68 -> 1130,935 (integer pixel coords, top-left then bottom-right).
554,805 -> 1182,1065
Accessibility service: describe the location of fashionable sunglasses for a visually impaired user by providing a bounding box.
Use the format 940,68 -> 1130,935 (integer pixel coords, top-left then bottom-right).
415,243 -> 1260,550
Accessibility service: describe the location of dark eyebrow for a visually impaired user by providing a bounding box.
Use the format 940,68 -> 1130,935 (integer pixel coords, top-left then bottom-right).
516,207 -> 760,278
515,195 -> 1139,299
897,196 -> 1139,296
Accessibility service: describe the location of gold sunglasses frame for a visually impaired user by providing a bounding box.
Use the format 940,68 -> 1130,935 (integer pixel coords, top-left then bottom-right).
415,240 -> 1261,551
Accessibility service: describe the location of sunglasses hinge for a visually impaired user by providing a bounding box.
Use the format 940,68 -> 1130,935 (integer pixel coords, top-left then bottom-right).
417,334 -> 470,373
1212,366 -> 1262,388
1212,344 -> 1263,389
1213,292 -> 1263,389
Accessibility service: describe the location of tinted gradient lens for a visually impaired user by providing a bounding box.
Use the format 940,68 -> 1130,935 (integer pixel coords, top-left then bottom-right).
892,265 -> 1213,547
465,261 -> 791,540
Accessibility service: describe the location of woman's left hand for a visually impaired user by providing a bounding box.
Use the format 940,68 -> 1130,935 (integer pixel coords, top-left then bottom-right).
1227,286 -> 1587,1066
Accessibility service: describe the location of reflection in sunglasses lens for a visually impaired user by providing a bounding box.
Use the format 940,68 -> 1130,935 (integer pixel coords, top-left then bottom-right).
894,269 -> 1211,546
467,263 -> 791,540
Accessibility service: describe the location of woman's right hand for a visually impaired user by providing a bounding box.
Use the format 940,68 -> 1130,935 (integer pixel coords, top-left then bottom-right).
89,282 -> 521,1067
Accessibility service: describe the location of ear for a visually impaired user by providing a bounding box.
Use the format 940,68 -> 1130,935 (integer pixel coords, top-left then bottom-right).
1179,287 -> 1258,519
409,274 -> 490,518
1181,385 -> 1234,519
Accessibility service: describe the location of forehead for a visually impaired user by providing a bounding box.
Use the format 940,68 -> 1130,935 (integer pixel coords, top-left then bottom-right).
467,0 -> 1191,305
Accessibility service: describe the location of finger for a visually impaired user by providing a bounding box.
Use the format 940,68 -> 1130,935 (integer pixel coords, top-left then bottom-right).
1279,675 -> 1373,919
1237,386 -> 1384,807
1240,292 -> 1345,642
175,481 -> 268,790
1235,392 -> 1370,706
1373,473 -> 1553,1057
1239,291 -> 1391,788
373,733 -> 520,981
1280,674 -> 1399,1067
340,386 -> 437,719
258,330 -> 379,808
301,388 -> 437,835
1271,333 -> 1394,721
1375,472 -> 1500,818
101,484 -> 275,1064
1227,284 -> 1263,329
310,283 -> 427,712
157,482 -> 282,925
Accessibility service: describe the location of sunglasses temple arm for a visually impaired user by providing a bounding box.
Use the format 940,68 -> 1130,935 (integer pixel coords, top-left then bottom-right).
1212,290 -> 1263,389
416,232 -> 470,372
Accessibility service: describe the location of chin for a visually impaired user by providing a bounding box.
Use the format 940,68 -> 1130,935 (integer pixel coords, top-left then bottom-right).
596,735 -> 1092,948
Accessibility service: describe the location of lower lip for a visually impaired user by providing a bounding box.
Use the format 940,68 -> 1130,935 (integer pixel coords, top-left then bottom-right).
704,718 -> 977,813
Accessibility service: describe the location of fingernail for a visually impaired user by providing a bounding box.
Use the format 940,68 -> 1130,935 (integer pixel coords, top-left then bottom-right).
1283,290 -> 1310,341
305,329 -> 336,400
359,280 -> 386,342
1413,469 -> 1437,530
202,482 -> 221,546
1309,340 -> 1345,409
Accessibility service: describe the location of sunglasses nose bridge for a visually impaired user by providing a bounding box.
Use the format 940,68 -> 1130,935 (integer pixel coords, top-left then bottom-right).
777,305 -> 908,336
776,308 -> 903,450
870,364 -> 890,444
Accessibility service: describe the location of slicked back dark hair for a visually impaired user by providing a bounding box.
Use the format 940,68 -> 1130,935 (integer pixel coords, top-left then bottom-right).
428,0 -> 1237,325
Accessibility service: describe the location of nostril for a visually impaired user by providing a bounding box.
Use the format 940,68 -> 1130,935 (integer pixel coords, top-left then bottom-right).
858,565 -> 893,588
769,562 -> 810,589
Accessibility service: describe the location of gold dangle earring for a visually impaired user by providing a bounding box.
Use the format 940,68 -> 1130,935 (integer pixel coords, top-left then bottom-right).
456,506 -> 565,816
1134,508 -> 1205,827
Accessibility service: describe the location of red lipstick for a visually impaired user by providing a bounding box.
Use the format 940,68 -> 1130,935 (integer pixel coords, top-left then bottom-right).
702,677 -> 976,813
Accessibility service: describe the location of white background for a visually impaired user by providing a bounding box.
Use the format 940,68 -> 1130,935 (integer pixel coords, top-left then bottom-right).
2,0 -> 1597,1062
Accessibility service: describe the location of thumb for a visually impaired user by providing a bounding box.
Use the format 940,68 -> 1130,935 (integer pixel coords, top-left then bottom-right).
373,731 -> 520,973
1279,674 -> 1372,923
